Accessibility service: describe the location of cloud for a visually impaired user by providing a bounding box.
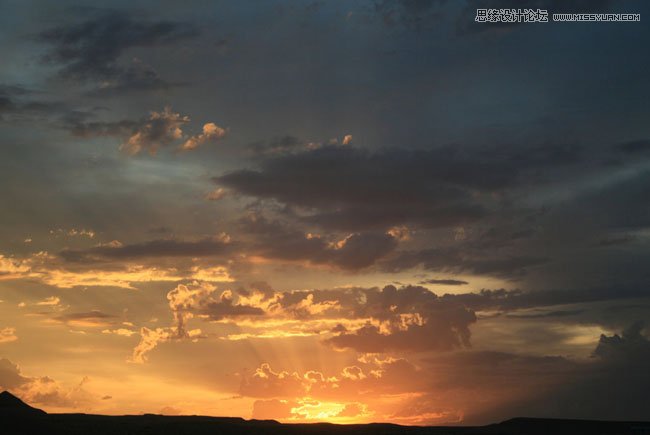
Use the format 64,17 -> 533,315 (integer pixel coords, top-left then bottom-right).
0,357 -> 95,409
240,364 -> 305,398
51,310 -> 117,328
336,402 -> 366,417
419,279 -> 469,286
593,321 -> 650,363
239,358 -> 431,422
325,308 -> 475,353
60,235 -> 234,261
1,239 -> 238,290
35,296 -> 62,306
50,228 -> 96,239
181,122 -> 227,151
119,107 -> 189,155
213,140 -> 650,286
0,327 -> 17,344
0,84 -> 71,124
167,282 -> 265,325
205,188 -> 227,201
216,284 -> 650,355
505,309 -> 583,319
39,10 -> 198,93
240,357 -> 420,400
247,135 -> 317,156
0,255 -> 30,279
0,358 -> 29,389
443,287 -> 650,313
216,145 -> 497,231
131,327 -> 177,364
111,107 -> 227,155
273,285 -> 477,353
102,328 -> 137,337
615,139 -> 650,154
131,281 -> 263,362
381,247 -> 548,279
240,214 -> 399,270
461,324 -> 650,424
130,283 -> 479,361
240,325 -> 648,424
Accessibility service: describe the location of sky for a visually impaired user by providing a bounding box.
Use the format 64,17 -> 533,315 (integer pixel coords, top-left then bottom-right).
0,0 -> 649,425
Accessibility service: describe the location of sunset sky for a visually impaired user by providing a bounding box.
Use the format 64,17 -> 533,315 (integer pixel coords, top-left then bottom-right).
1,0 -> 649,425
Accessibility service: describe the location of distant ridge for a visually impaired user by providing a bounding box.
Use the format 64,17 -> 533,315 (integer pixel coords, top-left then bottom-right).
0,391 -> 46,415
0,394 -> 648,434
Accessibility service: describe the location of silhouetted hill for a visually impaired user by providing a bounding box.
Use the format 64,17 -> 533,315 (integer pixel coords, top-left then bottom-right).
0,391 -> 46,416
1,393 -> 648,435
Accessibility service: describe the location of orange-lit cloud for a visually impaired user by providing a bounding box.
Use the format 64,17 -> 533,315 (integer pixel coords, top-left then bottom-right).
205,187 -> 227,201
0,250 -> 233,289
0,358 -> 96,410
181,122 -> 227,151
0,327 -> 18,343
118,107 -> 226,155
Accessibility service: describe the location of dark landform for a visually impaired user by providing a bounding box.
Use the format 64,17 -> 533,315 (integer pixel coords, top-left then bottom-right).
1,391 -> 648,435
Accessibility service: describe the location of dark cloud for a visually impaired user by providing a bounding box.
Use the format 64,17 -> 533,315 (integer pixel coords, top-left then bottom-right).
593,321 -> 649,362
39,10 -> 198,93
0,84 -> 64,122
60,237 -> 233,262
325,318 -> 474,353
0,84 -> 33,97
551,170 -> 650,234
271,285 -> 649,334
484,324 -> 650,423
505,309 -> 583,319
215,140 -> 623,234
0,84 -> 34,117
59,215 -> 396,271
240,213 -> 399,270
318,285 -> 477,353
61,114 -> 137,138
200,299 -> 264,321
419,278 -> 468,285
272,285 -> 639,325
0,83 -> 123,132
52,310 -> 116,326
614,139 -> 650,154
595,235 -> 636,247
382,246 -> 548,279
216,145 -> 511,231
393,322 -> 650,424
442,287 -> 650,313
247,135 -> 307,156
